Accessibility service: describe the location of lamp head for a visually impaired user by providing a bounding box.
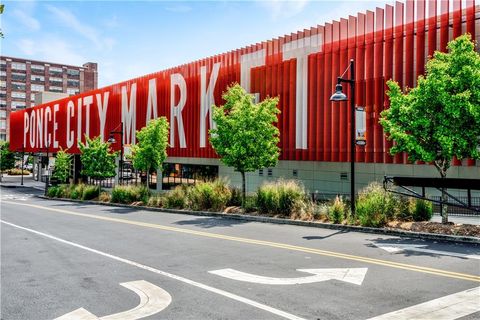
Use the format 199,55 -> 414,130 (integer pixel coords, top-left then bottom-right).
330,83 -> 348,101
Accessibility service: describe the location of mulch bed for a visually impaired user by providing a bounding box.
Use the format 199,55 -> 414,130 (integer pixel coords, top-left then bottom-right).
386,221 -> 480,237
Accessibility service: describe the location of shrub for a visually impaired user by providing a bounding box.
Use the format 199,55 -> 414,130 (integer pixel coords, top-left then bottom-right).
329,196 -> 346,224
98,192 -> 111,202
227,187 -> 242,207
164,185 -> 188,209
413,199 -> 433,221
187,180 -> 232,211
82,185 -> 100,200
313,203 -> 329,221
58,184 -> 72,198
147,194 -> 164,207
47,186 -> 60,198
70,184 -> 85,199
111,185 -> 150,204
256,180 -> 307,216
356,182 -> 397,227
395,196 -> 415,221
243,195 -> 257,213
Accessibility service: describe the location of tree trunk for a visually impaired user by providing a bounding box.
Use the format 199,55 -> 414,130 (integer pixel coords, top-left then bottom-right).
440,168 -> 448,224
241,171 -> 246,208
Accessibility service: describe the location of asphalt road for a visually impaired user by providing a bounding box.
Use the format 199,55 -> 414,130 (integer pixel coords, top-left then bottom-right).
1,187 -> 479,320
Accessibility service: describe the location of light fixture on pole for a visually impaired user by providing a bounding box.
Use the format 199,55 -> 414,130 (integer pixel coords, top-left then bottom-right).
330,58 -> 359,216
108,122 -> 124,183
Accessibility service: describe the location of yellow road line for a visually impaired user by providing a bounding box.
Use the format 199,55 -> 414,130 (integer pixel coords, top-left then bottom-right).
4,200 -> 480,283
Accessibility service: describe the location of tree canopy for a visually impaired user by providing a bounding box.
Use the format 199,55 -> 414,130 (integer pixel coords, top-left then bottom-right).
79,136 -> 117,180
131,117 -> 169,183
210,84 -> 280,203
53,149 -> 72,183
381,34 -> 480,176
0,141 -> 15,171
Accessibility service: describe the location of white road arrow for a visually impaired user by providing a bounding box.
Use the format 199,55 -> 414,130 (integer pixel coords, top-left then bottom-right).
55,280 -> 172,320
209,268 -> 368,285
373,243 -> 480,260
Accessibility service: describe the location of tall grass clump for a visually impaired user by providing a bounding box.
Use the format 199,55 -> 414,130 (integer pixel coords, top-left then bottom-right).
187,180 -> 232,211
82,185 -> 100,200
164,185 -> 188,209
256,180 -> 308,216
147,194 -> 164,207
413,198 -> 433,221
329,196 -> 346,224
356,182 -> 397,227
70,184 -> 85,199
111,185 -> 150,204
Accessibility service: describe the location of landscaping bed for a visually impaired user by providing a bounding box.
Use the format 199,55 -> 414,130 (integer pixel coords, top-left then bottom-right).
46,180 -> 479,239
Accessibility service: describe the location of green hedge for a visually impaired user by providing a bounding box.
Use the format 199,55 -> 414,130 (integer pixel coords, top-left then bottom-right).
256,180 -> 308,216
187,180 -> 231,211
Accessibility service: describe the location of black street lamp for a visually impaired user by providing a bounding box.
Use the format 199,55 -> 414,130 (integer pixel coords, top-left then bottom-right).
44,142 -> 50,196
108,122 -> 124,183
330,58 -> 357,216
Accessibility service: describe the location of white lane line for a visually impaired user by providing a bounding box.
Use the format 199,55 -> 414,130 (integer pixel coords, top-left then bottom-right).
367,286 -> 480,320
1,220 -> 305,320
209,267 -> 368,285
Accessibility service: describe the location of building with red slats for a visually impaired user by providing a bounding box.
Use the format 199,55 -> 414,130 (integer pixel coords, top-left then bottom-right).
8,0 -> 480,193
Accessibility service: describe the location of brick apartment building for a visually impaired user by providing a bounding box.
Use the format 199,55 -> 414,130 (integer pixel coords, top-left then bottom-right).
0,56 -> 97,141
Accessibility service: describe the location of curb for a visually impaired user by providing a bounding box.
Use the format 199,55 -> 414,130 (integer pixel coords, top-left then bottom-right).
37,195 -> 480,244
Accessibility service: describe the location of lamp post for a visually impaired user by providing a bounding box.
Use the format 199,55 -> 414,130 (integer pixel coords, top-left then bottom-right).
330,58 -> 357,216
44,142 -> 49,196
108,122 -> 124,183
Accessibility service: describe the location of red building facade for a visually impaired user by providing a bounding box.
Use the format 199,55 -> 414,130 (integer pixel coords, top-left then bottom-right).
9,0 -> 480,169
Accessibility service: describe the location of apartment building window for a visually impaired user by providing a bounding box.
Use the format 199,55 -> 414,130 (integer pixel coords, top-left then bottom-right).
0,120 -> 6,130
11,91 -> 26,99
49,66 -> 63,76
67,69 -> 80,77
67,79 -> 79,87
1,71 -> 7,78
11,73 -> 26,81
49,86 -> 63,93
12,62 -> 26,70
0,110 -> 6,118
0,101 -> 6,109
67,88 -> 79,96
0,80 -> 5,88
0,134 -> 6,141
12,82 -> 26,91
31,75 -> 45,82
0,91 -> 5,98
31,64 -> 45,72
11,101 -> 26,109
50,77 -> 63,86
31,84 -> 45,92
0,61 -> 6,71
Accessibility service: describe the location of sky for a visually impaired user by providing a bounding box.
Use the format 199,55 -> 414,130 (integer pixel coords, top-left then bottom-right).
1,0 -> 393,88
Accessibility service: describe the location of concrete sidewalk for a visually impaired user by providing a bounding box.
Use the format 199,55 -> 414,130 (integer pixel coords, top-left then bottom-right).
0,174 -> 45,191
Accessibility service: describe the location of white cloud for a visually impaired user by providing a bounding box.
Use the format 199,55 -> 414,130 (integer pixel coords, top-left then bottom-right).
12,9 -> 40,31
17,36 -> 86,67
258,0 -> 308,20
45,4 -> 113,51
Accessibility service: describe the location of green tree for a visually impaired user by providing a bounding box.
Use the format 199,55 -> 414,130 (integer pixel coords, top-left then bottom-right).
210,84 -> 280,205
79,136 -> 117,181
380,34 -> 480,224
131,117 -> 169,186
0,141 -> 15,171
52,149 -> 72,183
0,4 -> 4,38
